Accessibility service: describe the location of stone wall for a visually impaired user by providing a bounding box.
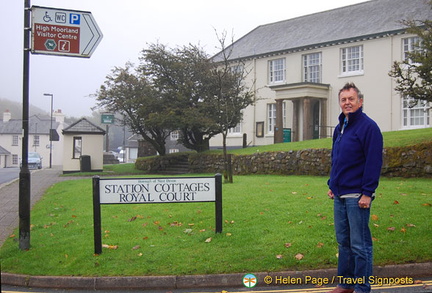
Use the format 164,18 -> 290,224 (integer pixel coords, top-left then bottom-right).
135,142 -> 432,178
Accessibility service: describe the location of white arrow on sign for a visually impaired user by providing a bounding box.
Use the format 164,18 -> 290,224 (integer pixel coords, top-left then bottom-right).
31,6 -> 103,58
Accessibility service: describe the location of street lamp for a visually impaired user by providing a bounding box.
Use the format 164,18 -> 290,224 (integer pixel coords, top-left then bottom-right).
44,93 -> 53,168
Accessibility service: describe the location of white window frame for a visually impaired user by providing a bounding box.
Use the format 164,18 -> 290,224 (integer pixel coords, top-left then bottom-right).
73,136 -> 82,159
403,36 -> 422,63
12,135 -> 19,146
170,130 -> 179,141
13,154 -> 19,165
267,104 -> 276,133
33,135 -> 40,147
303,52 -> 322,83
269,58 -> 286,84
402,96 -> 430,129
267,103 -> 287,134
228,123 -> 242,135
340,45 -> 364,76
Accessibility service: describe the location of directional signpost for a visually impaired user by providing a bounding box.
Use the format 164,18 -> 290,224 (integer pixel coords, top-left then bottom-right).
19,1 -> 103,250
31,6 -> 103,58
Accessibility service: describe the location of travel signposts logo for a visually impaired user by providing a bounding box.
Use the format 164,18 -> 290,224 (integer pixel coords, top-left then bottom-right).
243,273 -> 257,288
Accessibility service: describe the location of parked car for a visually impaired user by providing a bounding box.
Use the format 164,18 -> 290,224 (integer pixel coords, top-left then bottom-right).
27,152 -> 43,169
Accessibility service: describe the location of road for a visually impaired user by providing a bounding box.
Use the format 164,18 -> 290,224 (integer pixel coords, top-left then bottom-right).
2,279 -> 432,293
0,167 -> 20,185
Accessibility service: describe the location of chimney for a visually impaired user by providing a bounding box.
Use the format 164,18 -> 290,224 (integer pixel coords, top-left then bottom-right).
3,110 -> 11,122
53,109 -> 64,123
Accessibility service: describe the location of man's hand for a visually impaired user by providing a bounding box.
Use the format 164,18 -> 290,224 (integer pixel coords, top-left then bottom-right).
358,195 -> 372,208
327,189 -> 334,199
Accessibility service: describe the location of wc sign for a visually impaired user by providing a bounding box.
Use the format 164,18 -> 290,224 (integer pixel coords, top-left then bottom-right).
31,6 -> 102,58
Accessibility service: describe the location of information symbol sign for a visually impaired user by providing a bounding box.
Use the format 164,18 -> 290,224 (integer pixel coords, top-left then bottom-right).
59,40 -> 70,52
44,39 -> 56,50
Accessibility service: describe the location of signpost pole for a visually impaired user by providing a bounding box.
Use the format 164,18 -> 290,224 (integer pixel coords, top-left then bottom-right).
19,0 -> 31,251
215,174 -> 223,233
92,176 -> 102,255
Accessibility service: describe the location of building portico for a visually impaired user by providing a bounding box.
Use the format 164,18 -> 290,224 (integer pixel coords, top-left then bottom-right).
272,83 -> 330,142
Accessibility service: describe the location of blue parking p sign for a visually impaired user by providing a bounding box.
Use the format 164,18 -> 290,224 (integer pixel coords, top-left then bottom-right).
70,13 -> 80,24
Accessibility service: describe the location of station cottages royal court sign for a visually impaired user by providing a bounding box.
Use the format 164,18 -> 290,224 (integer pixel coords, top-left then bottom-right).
31,6 -> 103,58
92,175 -> 223,254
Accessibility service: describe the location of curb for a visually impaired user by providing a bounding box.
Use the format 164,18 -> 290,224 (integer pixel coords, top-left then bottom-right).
2,263 -> 431,290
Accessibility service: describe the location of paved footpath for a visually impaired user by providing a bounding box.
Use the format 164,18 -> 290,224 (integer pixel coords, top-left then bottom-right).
1,167 -> 431,291
0,166 -> 80,247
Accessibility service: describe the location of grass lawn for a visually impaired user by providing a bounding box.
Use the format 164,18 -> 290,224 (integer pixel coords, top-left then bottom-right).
1,175 -> 431,276
228,127 -> 432,155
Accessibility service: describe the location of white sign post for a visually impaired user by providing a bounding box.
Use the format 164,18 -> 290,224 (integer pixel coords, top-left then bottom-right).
92,175 -> 223,254
31,6 -> 103,58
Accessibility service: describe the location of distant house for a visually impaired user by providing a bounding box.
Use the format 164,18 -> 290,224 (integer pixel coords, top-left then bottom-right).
132,130 -> 193,160
0,145 -> 11,168
0,109 -> 65,168
62,118 -> 105,173
210,0 -> 432,149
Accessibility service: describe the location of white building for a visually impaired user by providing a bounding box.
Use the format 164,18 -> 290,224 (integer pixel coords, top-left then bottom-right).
0,109 -> 65,168
210,0 -> 431,148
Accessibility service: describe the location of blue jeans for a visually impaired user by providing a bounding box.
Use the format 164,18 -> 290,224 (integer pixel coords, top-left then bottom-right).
334,197 -> 373,293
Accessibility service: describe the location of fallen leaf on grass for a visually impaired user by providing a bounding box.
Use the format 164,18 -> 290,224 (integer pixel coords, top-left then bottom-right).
295,253 -> 304,260
316,242 -> 324,248
63,220 -> 74,228
371,214 -> 379,221
372,237 -> 379,241
184,229 -> 193,235
132,245 -> 141,250
422,203 -> 432,207
284,243 -> 292,248
205,237 -> 212,243
400,227 -> 407,233
373,223 -> 379,227
276,254 -> 283,259
170,221 -> 182,227
9,234 -> 15,238
102,244 -> 119,250
393,200 -> 399,205
406,223 -> 416,227
226,233 -> 232,236
387,227 -> 396,231
128,216 -> 137,222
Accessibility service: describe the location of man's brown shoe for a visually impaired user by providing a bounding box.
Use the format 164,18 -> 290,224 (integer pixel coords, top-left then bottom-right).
326,287 -> 355,293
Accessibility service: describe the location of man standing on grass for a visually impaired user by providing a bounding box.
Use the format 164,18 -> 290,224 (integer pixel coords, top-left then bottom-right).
327,82 -> 383,293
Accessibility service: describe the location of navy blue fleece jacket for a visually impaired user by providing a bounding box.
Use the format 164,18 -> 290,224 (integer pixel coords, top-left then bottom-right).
328,108 -> 383,197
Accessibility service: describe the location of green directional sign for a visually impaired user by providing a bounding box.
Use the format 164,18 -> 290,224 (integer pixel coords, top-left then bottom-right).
101,113 -> 114,124
44,39 -> 56,50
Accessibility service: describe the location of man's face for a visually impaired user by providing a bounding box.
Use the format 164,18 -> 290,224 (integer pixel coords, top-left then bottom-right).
339,88 -> 363,117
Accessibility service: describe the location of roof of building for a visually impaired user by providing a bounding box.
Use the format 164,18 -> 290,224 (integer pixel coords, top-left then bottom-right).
0,115 -> 59,135
214,0 -> 432,61
0,145 -> 11,155
62,118 -> 105,135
